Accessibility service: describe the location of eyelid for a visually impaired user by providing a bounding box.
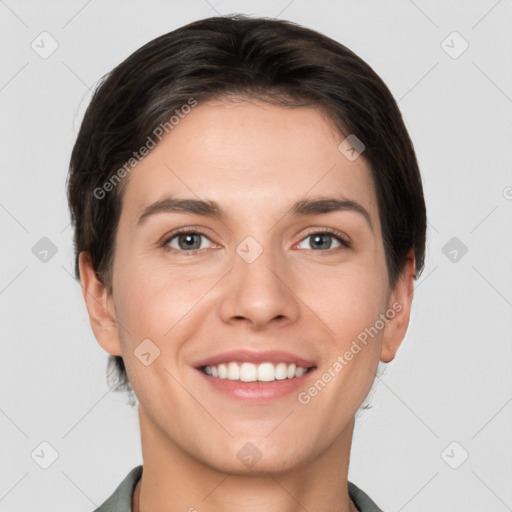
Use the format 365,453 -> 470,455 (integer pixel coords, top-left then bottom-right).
159,227 -> 216,250
294,227 -> 352,249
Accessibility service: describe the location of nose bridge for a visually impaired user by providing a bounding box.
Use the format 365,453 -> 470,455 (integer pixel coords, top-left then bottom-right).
219,234 -> 299,327
235,236 -> 281,290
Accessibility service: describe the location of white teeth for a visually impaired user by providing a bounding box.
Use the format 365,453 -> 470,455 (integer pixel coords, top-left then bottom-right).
275,362 -> 288,380
218,363 -> 228,379
202,361 -> 310,382
257,362 -> 275,382
227,361 -> 239,380
240,362 -> 257,382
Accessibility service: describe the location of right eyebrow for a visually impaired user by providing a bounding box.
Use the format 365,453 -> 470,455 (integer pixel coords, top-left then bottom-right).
137,197 -> 225,226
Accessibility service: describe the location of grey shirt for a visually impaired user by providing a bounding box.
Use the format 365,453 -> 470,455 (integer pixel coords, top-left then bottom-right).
92,465 -> 384,512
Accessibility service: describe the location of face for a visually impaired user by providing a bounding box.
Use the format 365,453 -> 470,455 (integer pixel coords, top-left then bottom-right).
82,98 -> 413,475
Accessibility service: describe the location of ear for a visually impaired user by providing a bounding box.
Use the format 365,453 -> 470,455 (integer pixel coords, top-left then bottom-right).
78,252 -> 122,356
380,249 -> 416,363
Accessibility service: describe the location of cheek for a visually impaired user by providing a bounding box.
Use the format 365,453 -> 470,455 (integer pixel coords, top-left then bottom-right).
296,266 -> 389,418
113,257 -> 217,350
298,258 -> 389,345
113,263 -> 202,406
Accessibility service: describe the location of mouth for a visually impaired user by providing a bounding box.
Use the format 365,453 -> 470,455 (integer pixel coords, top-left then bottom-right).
200,361 -> 313,382
193,350 -> 316,401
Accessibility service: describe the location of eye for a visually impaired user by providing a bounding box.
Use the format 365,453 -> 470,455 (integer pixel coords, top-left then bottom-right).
163,230 -> 214,252
296,230 -> 351,251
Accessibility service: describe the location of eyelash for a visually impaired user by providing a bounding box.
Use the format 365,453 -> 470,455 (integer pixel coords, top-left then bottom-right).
160,227 -> 352,254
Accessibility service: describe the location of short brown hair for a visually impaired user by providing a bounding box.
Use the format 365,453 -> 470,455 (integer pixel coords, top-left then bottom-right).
67,14 -> 427,396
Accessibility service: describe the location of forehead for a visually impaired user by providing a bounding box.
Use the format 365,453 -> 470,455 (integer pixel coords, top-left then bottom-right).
120,99 -> 378,226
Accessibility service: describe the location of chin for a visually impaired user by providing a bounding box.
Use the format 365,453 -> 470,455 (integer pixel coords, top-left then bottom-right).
196,436 -> 314,476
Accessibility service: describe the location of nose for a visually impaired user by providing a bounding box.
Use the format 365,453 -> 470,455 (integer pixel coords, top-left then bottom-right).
218,242 -> 301,330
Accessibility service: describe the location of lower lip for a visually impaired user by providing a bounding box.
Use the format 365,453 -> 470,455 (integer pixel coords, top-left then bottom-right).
196,368 -> 316,401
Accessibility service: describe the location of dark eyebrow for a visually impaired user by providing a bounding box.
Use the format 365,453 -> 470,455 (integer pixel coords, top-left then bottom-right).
137,197 -> 224,226
289,197 -> 373,232
137,195 -> 373,232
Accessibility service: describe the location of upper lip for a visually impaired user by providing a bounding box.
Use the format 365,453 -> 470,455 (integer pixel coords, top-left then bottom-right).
193,349 -> 316,369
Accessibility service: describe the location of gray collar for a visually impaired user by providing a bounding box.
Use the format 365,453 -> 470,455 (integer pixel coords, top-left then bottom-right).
92,465 -> 384,512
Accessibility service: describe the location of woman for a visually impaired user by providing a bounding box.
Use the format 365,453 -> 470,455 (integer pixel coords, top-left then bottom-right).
67,14 -> 427,512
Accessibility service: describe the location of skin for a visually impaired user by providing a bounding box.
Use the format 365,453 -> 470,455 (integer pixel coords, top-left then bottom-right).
80,98 -> 415,512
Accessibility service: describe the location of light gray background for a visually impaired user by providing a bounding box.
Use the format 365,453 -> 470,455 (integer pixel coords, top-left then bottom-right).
1,1 -> 511,511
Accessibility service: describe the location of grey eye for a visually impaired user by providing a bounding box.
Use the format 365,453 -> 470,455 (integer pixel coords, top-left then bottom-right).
297,233 -> 343,250
167,232 -> 211,251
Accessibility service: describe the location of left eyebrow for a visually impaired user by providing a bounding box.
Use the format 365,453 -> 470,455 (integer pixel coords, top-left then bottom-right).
136,195 -> 373,233
289,197 -> 374,233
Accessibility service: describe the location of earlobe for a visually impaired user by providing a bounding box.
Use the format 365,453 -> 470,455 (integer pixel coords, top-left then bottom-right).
380,250 -> 415,363
78,252 -> 122,356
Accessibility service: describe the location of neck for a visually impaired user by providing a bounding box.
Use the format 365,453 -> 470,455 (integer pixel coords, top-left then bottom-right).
134,407 -> 358,512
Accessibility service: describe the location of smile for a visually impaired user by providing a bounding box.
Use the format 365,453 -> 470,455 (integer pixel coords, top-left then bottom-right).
201,361 -> 311,382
